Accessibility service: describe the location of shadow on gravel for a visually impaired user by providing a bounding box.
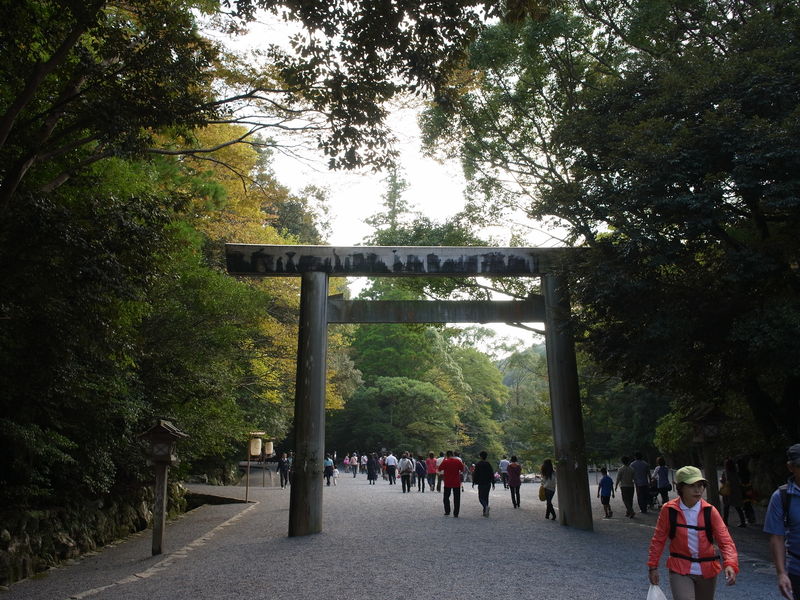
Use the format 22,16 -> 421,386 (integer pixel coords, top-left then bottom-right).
185,493 -> 248,511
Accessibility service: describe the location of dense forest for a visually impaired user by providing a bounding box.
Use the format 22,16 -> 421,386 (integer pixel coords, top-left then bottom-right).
2,0 -> 798,533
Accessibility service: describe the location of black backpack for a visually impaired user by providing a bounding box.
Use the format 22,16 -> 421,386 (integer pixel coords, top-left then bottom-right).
668,505 -> 714,545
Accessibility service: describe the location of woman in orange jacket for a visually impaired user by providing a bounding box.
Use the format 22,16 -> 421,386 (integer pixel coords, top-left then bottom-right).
647,465 -> 739,600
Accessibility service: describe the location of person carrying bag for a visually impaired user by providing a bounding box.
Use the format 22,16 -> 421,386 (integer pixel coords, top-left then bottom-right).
647,466 -> 739,600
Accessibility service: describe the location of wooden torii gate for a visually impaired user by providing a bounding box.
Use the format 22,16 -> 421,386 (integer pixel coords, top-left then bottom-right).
225,245 -> 592,534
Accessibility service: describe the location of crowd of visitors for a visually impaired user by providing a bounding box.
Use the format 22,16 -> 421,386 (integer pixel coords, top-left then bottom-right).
309,449 -> 547,518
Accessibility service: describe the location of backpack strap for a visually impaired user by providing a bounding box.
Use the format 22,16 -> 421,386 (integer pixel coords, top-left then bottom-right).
669,552 -> 721,562
704,505 -> 714,545
779,484 -> 791,528
669,506 -> 678,539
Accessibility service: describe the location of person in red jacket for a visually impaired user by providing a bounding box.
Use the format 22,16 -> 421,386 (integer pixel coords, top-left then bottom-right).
438,450 -> 464,517
647,465 -> 739,600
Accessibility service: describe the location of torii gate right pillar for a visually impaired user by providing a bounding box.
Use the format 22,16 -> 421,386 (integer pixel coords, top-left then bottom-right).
543,273 -> 593,531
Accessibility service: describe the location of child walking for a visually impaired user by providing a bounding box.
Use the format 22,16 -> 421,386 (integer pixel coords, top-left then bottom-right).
598,466 -> 615,518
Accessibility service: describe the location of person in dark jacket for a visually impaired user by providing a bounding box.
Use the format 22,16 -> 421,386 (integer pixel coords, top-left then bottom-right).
473,451 -> 496,517
366,453 -> 380,485
415,456 -> 427,492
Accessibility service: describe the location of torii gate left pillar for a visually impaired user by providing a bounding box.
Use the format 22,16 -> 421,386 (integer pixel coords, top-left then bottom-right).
288,271 -> 328,536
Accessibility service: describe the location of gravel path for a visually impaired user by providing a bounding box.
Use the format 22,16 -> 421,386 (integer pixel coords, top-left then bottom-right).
3,475 -> 782,600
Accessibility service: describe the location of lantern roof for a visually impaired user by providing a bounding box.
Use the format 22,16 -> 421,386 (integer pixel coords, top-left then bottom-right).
138,419 -> 189,440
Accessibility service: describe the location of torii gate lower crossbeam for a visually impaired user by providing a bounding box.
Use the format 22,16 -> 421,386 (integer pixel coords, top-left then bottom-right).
225,245 -> 592,535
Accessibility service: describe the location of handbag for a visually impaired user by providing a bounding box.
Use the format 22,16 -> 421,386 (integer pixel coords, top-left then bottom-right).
539,484 -> 546,501
719,482 -> 731,496
646,584 -> 667,600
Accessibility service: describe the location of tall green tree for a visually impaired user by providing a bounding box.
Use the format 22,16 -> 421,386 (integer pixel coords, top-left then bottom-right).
451,346 -> 507,459
328,376 -> 459,453
422,0 -> 800,452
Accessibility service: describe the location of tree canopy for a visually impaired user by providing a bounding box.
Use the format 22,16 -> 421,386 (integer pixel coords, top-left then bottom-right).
421,0 -> 800,452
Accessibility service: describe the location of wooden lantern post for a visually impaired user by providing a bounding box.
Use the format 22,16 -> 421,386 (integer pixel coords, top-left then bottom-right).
138,419 -> 188,556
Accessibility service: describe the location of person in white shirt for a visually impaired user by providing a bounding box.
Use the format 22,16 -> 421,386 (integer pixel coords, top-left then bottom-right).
398,452 -> 415,493
499,455 -> 510,489
385,452 -> 398,485
435,451 -> 445,492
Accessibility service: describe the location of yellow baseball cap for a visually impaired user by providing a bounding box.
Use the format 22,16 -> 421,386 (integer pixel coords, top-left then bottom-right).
675,465 -> 706,485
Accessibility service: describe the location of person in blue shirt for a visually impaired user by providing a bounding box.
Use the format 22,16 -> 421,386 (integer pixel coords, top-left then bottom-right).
763,443 -> 800,600
323,453 -> 334,486
597,466 -> 615,518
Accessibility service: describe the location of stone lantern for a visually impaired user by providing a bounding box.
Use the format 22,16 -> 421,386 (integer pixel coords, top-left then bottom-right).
138,419 -> 188,555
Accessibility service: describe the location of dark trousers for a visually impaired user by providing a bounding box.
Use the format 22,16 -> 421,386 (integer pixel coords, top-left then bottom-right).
279,469 -> 289,488
443,486 -> 461,516
621,486 -> 635,516
723,502 -> 746,526
417,475 -> 425,491
427,473 -> 436,490
635,484 -> 650,513
501,472 -> 509,488
545,488 -> 556,519
387,465 -> 396,484
401,473 -> 411,492
478,483 -> 491,511
510,485 -> 520,507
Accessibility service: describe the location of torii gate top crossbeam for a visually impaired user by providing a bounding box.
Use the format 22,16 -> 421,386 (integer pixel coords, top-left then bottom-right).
225,245 -> 573,277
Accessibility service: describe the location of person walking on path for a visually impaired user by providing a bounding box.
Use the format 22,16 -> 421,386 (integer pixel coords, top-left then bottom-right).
473,451 -> 495,517
631,452 -> 651,514
499,455 -> 510,489
763,443 -> 800,600
438,450 -> 463,517
425,452 -> 438,491
415,456 -> 427,492
507,455 -> 522,508
653,456 -> 672,506
385,451 -> 398,485
598,466 -> 615,518
350,453 -> 359,477
455,451 -> 467,490
276,452 -> 290,489
323,454 -> 334,486
398,452 -> 414,493
616,456 -> 636,518
541,459 -> 557,520
367,453 -> 379,485
720,458 -> 747,528
435,451 -> 445,492
647,465 -> 738,600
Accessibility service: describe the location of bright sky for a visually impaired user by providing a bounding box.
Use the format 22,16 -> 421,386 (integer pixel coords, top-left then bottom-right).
270,106 -> 468,246
269,112 -> 544,355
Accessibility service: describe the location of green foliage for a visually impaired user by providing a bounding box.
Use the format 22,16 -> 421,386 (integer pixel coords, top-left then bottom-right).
328,377 -> 459,454
422,0 -> 800,453
451,346 -> 507,459
233,0 -> 507,169
0,0 -> 221,205
0,191 -> 169,504
497,346 -> 553,467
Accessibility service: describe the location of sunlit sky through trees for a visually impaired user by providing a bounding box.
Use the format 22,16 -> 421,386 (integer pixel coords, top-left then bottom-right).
209,11 -> 560,353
